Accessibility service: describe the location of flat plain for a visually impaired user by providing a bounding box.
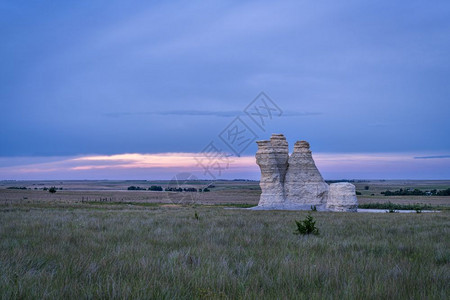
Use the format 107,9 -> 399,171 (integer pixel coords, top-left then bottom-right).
1,180 -> 449,299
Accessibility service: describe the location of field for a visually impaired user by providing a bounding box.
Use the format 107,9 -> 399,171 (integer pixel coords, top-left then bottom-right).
1,180 -> 449,299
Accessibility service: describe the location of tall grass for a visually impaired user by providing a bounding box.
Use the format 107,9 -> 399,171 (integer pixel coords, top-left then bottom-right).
0,206 -> 449,299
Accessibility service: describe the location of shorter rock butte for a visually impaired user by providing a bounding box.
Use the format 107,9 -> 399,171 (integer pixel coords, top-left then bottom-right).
326,182 -> 358,212
255,134 -> 358,211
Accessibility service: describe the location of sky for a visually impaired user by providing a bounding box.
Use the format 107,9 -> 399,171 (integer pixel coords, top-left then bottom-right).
1,0 -> 449,180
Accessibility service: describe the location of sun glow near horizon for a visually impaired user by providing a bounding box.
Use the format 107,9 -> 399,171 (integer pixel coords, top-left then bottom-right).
0,151 -> 449,180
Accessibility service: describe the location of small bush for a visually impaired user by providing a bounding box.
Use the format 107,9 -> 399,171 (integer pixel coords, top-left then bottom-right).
48,187 -> 57,193
294,214 -> 319,235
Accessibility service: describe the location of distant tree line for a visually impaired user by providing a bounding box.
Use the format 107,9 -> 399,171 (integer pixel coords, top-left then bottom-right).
127,185 -> 210,192
381,188 -> 450,196
165,187 -> 210,192
149,185 -> 163,191
127,186 -> 148,191
7,186 -> 63,192
325,180 -> 369,184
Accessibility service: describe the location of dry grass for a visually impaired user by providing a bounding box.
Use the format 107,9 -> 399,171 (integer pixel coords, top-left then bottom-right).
2,179 -> 449,208
0,204 -> 449,299
0,180 -> 449,298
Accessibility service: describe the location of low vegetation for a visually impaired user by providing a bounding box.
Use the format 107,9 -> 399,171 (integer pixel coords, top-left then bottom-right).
382,188 -> 450,196
294,214 -> 319,235
358,202 -> 434,211
0,204 -> 448,299
127,186 -> 147,191
0,180 -> 449,298
127,185 -> 211,192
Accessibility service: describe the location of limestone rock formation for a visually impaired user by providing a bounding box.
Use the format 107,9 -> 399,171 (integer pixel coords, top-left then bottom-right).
326,183 -> 358,212
284,141 -> 329,208
255,134 -> 288,206
254,134 -> 358,212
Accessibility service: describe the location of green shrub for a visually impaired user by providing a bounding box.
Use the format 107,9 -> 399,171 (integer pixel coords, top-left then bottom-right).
48,187 -> 57,193
294,214 -> 319,235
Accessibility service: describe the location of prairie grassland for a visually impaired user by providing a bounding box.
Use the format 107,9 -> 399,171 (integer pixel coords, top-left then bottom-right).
1,187 -> 449,209
2,180 -> 449,209
1,204 -> 449,299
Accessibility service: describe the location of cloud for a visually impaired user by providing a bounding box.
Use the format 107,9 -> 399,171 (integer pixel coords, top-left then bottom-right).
1,151 -> 449,180
103,110 -> 322,118
0,153 -> 258,180
2,1 -> 449,158
414,155 -> 450,159
103,110 -> 243,118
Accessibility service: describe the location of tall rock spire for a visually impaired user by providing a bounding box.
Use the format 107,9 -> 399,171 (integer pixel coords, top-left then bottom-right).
255,134 -> 288,206
284,140 -> 329,207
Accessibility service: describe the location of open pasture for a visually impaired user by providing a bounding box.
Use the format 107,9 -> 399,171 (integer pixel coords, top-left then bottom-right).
1,180 -> 449,298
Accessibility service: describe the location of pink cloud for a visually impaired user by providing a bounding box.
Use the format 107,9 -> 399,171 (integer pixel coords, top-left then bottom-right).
0,152 -> 448,180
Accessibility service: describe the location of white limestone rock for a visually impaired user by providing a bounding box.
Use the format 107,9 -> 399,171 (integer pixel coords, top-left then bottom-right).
284,141 -> 329,208
255,134 -> 288,206
254,134 -> 358,211
326,182 -> 358,212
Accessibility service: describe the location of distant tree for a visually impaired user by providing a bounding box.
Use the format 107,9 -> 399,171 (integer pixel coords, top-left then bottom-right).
127,186 -> 146,191
437,188 -> 450,196
149,185 -> 163,191
48,187 -> 57,193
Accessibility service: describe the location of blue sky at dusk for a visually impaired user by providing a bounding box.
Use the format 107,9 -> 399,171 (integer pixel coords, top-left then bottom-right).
1,0 -> 449,180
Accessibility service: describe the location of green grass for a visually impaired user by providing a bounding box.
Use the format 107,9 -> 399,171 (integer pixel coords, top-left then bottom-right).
358,202 -> 435,211
0,206 -> 449,299
217,203 -> 257,208
84,201 -> 162,207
